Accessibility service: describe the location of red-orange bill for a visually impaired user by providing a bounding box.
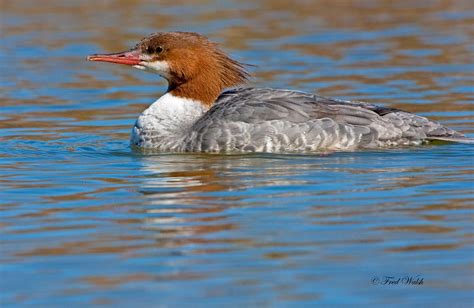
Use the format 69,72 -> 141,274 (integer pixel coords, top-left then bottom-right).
87,49 -> 141,66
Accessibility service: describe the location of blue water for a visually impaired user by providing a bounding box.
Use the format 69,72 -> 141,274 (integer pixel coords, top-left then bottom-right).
1,0 -> 473,306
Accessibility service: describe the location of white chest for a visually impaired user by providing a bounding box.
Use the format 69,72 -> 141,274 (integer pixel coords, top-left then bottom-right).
131,93 -> 208,149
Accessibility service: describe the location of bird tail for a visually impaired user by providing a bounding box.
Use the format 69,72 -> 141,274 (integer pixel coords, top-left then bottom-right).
428,136 -> 474,144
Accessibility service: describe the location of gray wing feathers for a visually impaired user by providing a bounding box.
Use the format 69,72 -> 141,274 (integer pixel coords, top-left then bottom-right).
187,88 -> 469,152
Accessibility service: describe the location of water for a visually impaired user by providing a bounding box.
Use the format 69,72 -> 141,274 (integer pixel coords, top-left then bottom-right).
1,0 -> 473,306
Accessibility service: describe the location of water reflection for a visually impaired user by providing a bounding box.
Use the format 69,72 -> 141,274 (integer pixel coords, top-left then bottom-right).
134,151 -> 472,254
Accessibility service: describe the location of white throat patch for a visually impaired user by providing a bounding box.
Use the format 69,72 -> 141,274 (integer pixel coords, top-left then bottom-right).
134,58 -> 171,79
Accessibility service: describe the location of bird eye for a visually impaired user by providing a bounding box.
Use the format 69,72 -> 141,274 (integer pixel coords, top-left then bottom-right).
144,46 -> 163,54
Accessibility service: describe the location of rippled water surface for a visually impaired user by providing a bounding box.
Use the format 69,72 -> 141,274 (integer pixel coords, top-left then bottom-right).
1,0 -> 474,306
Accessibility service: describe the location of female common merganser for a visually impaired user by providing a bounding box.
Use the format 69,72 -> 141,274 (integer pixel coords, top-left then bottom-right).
88,31 -> 473,152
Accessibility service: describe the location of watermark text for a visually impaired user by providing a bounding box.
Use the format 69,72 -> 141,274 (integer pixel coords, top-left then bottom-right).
371,275 -> 424,286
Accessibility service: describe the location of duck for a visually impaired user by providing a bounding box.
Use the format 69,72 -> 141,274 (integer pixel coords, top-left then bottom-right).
87,31 -> 473,152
